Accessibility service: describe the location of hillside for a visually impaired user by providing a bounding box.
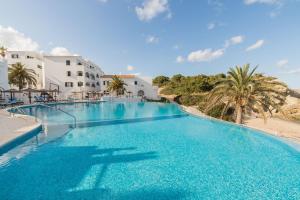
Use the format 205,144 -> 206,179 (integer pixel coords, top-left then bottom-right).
276,89 -> 300,121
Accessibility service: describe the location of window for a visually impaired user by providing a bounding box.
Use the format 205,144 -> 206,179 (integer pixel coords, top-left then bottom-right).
37,65 -> 43,69
77,71 -> 83,76
85,72 -> 90,78
92,83 -> 95,88
26,55 -> 34,59
77,62 -> 82,65
134,81 -> 138,85
78,82 -> 83,87
96,74 -> 99,78
90,74 -> 95,80
66,60 -> 71,66
65,82 -> 73,87
103,81 -> 105,85
67,71 -> 71,76
11,54 -> 19,59
86,82 -> 90,86
96,82 -> 100,86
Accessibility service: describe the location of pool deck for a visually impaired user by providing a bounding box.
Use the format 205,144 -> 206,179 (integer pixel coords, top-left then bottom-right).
181,105 -> 300,144
0,109 -> 41,148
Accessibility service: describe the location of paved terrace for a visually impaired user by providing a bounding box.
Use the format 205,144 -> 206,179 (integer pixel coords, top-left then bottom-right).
0,109 -> 40,148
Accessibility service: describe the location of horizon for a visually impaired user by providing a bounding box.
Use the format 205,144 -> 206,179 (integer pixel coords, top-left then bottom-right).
0,0 -> 300,88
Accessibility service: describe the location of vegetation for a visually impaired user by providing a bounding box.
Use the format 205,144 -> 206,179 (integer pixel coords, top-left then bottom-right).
154,64 -> 288,124
206,65 -> 287,124
146,97 -> 170,103
159,73 -> 225,95
152,76 -> 170,87
107,75 -> 127,96
8,62 -> 37,90
0,46 -> 7,58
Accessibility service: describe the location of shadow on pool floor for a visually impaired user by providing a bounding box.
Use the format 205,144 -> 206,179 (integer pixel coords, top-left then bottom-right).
0,146 -> 163,200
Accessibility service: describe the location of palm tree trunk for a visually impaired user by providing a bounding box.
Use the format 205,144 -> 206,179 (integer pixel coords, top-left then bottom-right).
235,104 -> 243,124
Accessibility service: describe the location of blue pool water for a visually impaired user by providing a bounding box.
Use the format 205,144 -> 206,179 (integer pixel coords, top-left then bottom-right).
1,102 -> 300,199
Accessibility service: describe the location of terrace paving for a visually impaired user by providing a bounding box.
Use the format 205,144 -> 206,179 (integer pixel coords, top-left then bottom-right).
0,109 -> 41,148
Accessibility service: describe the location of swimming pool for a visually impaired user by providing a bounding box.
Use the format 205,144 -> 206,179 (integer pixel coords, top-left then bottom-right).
1,102 -> 300,199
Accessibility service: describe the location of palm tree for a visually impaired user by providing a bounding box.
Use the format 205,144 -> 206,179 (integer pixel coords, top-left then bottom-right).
8,62 -> 37,90
107,75 -> 127,96
0,46 -> 7,58
205,64 -> 287,124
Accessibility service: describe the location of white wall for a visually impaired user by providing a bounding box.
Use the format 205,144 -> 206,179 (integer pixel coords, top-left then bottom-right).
5,51 -> 158,101
0,58 -> 9,90
134,77 -> 159,100
43,55 -> 103,99
6,51 -> 44,89
100,76 -> 159,100
43,56 -> 84,98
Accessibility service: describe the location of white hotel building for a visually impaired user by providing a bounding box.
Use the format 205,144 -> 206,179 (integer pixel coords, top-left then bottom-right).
3,51 -> 158,100
0,57 -> 9,90
100,75 -> 158,100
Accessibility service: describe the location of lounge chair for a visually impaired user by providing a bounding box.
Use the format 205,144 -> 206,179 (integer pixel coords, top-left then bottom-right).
34,96 -> 45,103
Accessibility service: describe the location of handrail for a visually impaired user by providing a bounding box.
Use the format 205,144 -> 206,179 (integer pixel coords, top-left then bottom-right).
12,106 -> 26,115
36,104 -> 77,127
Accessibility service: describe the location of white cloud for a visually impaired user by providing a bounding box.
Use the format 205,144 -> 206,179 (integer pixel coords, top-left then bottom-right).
127,65 -> 134,71
173,44 -> 180,50
180,35 -> 243,63
244,0 -> 284,18
166,12 -> 172,19
0,25 -> 39,51
207,23 -> 216,30
246,40 -> 265,51
283,68 -> 300,74
277,59 -> 288,67
244,0 -> 281,5
230,35 -> 244,44
98,0 -> 108,3
135,0 -> 170,21
176,56 -> 185,63
208,0 -> 224,13
50,47 -> 73,56
146,35 -> 159,44
187,48 -> 225,62
225,35 -> 244,47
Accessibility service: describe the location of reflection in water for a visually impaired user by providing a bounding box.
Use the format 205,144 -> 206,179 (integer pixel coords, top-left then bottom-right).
0,124 -> 72,166
20,102 -> 184,124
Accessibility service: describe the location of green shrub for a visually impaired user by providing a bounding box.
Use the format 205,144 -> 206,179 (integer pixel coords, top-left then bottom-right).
152,76 -> 170,87
146,97 -> 170,103
175,95 -> 205,106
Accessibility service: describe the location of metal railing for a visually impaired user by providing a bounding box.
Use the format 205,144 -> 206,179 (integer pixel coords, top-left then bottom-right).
11,106 -> 27,116
36,104 -> 77,127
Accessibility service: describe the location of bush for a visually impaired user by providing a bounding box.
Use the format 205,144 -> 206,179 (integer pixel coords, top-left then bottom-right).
152,76 -> 170,87
160,87 -> 175,95
200,104 -> 235,121
146,97 -> 170,103
175,95 -> 205,106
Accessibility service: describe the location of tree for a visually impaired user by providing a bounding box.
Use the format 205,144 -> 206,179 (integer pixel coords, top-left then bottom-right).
107,75 -> 127,96
152,76 -> 170,87
0,46 -> 7,58
171,74 -> 184,83
205,64 -> 287,124
8,62 -> 37,90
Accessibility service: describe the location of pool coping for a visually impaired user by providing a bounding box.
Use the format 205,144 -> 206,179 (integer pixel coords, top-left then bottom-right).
0,109 -> 43,155
178,104 -> 300,152
2,102 -> 300,154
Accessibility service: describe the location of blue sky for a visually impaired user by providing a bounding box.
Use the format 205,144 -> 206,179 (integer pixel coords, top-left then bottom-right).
0,0 -> 300,88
